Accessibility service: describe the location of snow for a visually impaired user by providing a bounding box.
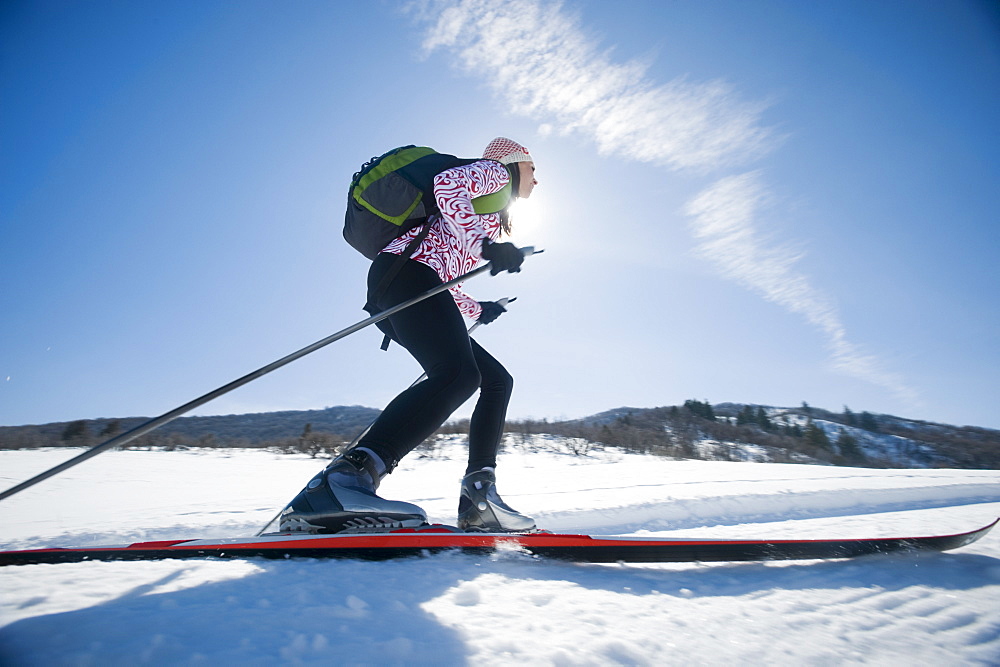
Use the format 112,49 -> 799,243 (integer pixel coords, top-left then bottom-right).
1,439 -> 999,665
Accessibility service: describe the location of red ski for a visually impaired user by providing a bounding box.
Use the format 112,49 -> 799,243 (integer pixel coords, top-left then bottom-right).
1,519 -> 995,566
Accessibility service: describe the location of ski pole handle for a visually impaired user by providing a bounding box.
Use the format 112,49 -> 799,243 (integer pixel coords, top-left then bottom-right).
485,246 -> 541,275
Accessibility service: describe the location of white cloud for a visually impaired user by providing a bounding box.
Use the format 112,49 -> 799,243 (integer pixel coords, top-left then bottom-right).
686,173 -> 918,403
413,0 -> 773,172
413,0 -> 916,403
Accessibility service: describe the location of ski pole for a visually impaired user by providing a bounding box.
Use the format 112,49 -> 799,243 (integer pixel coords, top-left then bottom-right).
0,249 -> 540,502
253,296 -> 516,536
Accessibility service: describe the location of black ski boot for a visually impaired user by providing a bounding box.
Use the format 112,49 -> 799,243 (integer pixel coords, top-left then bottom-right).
279,449 -> 427,534
457,468 -> 536,533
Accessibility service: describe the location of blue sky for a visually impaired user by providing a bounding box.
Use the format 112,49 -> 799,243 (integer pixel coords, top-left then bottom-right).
2,0 -> 998,430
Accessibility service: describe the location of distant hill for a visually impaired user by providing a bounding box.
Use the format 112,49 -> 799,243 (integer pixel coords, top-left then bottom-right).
2,402 -> 997,470
0,406 -> 381,450
550,402 -> 1000,469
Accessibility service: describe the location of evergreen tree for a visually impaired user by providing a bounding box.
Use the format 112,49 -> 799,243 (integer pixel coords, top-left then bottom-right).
842,406 -> 857,426
736,405 -> 755,426
804,421 -> 831,449
777,415 -> 796,437
835,428 -> 864,462
683,399 -> 715,421
860,411 -> 879,432
755,407 -> 773,431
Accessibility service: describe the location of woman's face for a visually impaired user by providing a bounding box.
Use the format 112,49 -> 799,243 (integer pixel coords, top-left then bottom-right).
517,161 -> 537,199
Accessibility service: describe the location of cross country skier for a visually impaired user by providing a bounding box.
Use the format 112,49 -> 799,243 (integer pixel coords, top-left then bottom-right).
280,137 -> 539,534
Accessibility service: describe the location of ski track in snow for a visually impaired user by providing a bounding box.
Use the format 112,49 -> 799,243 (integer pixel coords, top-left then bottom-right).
0,443 -> 998,665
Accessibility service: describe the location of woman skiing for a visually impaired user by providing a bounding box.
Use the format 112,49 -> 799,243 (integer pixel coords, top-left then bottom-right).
281,137 -> 538,534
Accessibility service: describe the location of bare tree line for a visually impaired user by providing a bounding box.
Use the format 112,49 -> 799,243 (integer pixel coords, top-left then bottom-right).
2,402 -> 997,469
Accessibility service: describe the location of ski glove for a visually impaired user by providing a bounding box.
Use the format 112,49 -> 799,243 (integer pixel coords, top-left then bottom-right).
481,240 -> 523,275
477,301 -> 507,325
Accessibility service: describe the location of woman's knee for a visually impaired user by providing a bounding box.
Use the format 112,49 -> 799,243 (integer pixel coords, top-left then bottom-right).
481,366 -> 513,401
431,358 -> 482,404
470,343 -> 512,399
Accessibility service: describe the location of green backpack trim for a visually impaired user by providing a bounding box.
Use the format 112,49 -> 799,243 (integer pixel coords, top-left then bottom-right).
472,180 -> 513,214
351,146 -> 436,226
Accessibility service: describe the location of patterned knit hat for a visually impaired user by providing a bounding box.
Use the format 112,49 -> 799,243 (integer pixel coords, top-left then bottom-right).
483,137 -> 532,165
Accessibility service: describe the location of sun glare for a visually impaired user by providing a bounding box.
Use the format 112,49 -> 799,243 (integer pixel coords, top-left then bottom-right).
507,198 -> 545,245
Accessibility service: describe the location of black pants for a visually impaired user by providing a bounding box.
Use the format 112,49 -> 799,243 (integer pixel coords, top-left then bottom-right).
359,253 -> 513,475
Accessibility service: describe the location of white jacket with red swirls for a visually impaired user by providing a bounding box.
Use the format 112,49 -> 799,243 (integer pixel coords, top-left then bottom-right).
381,159 -> 509,321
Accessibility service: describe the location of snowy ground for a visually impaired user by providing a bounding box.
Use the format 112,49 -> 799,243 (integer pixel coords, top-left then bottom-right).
1,439 -> 999,665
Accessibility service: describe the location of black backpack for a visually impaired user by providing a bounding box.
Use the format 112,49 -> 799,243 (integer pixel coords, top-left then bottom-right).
344,145 -> 516,260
